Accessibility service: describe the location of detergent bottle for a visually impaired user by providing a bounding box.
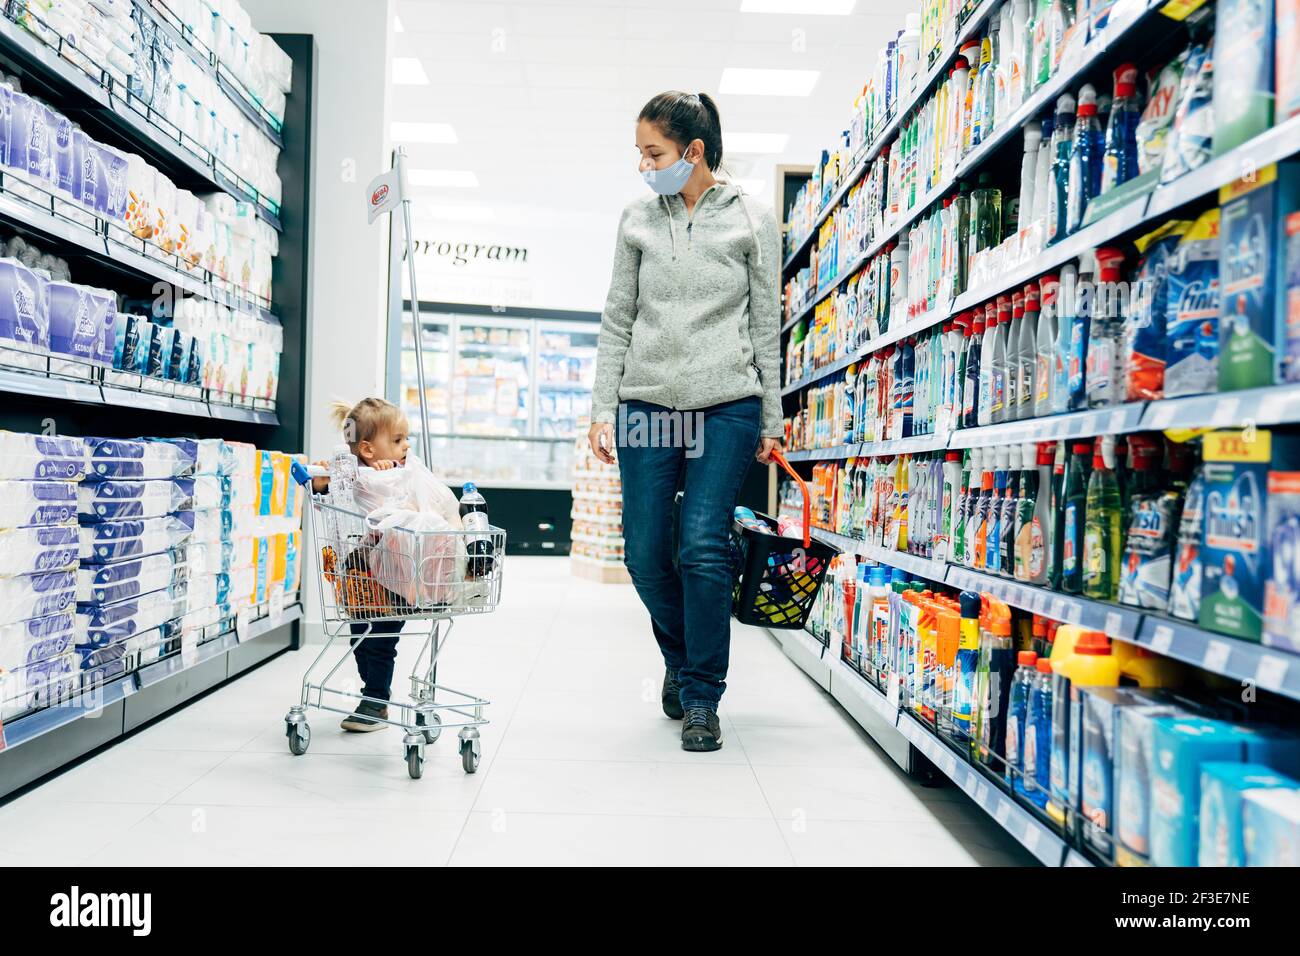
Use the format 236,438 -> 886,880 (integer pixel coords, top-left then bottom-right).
936,604 -> 961,733
977,598 -> 1016,769
1005,650 -> 1040,786
953,590 -> 982,741
1064,630 -> 1121,825
1019,656 -> 1055,807
1047,623 -> 1085,823
1114,642 -> 1185,688
865,565 -> 891,682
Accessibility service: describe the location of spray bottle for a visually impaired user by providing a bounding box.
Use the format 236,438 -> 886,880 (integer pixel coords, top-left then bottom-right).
954,590 -> 982,742
1067,251 -> 1095,412
1019,656 -> 1054,807
1018,122 -> 1042,236
1005,649 -> 1040,786
1034,273 -> 1059,416
1066,83 -> 1104,234
1101,62 -> 1141,195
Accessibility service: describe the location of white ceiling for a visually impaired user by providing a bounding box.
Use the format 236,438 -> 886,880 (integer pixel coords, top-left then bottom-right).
391,0 -> 915,305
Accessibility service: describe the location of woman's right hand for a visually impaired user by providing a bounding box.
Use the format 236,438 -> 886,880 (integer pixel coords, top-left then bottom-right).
588,422 -> 615,465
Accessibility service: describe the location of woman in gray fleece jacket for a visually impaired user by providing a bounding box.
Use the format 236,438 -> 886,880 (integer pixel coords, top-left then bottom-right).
588,91 -> 784,753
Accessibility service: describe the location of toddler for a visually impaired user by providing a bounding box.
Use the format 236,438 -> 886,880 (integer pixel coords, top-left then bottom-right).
321,397 -> 410,733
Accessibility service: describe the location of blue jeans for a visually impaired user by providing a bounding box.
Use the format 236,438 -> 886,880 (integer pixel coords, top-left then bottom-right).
617,397 -> 760,710
349,620 -> 403,702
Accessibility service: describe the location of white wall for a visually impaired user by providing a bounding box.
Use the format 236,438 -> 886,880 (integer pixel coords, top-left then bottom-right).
244,0 -> 397,460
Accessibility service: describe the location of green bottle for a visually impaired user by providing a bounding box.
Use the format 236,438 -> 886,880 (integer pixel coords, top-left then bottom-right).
1060,439 -> 1092,594
969,173 -> 1003,273
1082,435 -> 1122,601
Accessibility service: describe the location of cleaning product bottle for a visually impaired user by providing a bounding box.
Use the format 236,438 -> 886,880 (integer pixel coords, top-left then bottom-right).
973,36 -> 994,152
973,450 -> 995,570
978,302 -> 998,427
949,57 -> 972,177
959,448 -> 980,567
1066,83 -> 1104,234
1031,0 -> 1053,89
1047,93 -> 1076,246
1049,440 -> 1067,588
1034,273 -> 1059,416
970,174 -> 1003,278
1018,122 -> 1042,236
991,295 -> 1013,424
1000,443 -> 1022,577
1114,643 -> 1184,688
1047,0 -> 1076,78
1052,261 -> 1076,413
1061,440 -> 1092,593
1009,0 -> 1032,110
898,336 -> 916,438
978,598 -> 1016,768
865,565 -> 890,681
939,449 -> 962,563
1011,285 -> 1032,421
1082,435 -> 1122,601
1085,246 -> 1126,408
954,590 -> 982,740
953,449 -> 972,565
994,1 -> 1015,126
1067,251 -> 1095,412
1020,656 -> 1054,807
987,446 -> 1009,575
844,560 -> 861,665
1005,650 -> 1040,785
1101,62 -> 1141,195
1014,442 -> 1037,581
1028,441 -> 1055,584
1065,629 -> 1120,821
1031,113 -> 1055,235
936,604 -> 961,733
1047,623 -> 1084,822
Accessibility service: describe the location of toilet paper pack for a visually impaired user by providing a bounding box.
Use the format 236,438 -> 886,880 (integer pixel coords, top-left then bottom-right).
82,437 -> 196,481
45,281 -> 117,368
0,524 -> 79,576
157,438 -> 233,476
0,569 -> 76,627
0,651 -> 78,721
0,432 -> 86,481
78,514 -> 193,564
77,478 -> 194,521
0,610 -> 77,673
0,258 -> 51,360
177,475 -> 228,511
0,480 -> 78,529
76,551 -> 189,605
75,587 -> 187,649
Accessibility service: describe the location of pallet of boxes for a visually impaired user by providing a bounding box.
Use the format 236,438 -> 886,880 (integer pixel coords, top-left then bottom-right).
570,417 -> 630,584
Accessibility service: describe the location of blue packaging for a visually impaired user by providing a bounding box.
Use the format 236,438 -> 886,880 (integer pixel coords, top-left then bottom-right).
1243,787 -> 1300,865
168,330 -> 192,383
175,475 -> 224,511
145,323 -> 174,379
4,89 -> 50,184
82,437 -> 196,482
0,525 -> 78,576
1212,0 -> 1274,156
1081,687 -> 1168,859
1150,716 -> 1256,867
0,257 -> 50,355
77,478 -> 193,521
45,281 -> 117,367
1126,220 -> 1190,400
0,611 -> 77,673
1285,210 -> 1300,383
1164,208 -> 1220,397
0,480 -> 77,529
1219,163 -> 1300,390
76,552 -> 189,605
75,588 -> 187,649
1264,469 -> 1300,651
111,313 -> 142,372
78,514 -> 193,564
1200,763 -> 1298,866
0,569 -> 76,627
0,432 -> 85,482
187,337 -> 204,386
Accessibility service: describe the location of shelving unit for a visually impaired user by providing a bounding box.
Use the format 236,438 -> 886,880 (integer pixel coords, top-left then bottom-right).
0,24 -> 316,795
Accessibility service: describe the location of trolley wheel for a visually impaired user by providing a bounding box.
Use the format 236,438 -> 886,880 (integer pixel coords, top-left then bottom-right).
406,745 -> 424,779
288,723 -> 311,756
416,711 -> 442,744
460,739 -> 480,774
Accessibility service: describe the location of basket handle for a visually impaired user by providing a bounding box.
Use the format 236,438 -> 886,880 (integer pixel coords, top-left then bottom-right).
770,450 -> 810,550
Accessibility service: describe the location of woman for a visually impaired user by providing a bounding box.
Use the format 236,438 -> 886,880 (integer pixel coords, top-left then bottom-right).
588,91 -> 784,753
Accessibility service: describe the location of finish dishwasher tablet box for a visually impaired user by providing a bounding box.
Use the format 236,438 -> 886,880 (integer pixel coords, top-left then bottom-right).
1164,208 -> 1220,397
1199,430 -> 1300,641
1212,0 -> 1274,156
1263,469 -> 1300,651
1218,163 -> 1300,390
1199,763 -> 1298,866
1243,787 -> 1300,865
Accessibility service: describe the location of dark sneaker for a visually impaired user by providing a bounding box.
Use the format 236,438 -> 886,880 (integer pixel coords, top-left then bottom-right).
340,701 -> 389,732
681,706 -> 723,752
662,669 -> 684,720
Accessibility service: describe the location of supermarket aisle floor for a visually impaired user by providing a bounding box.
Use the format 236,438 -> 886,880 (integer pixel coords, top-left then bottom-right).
0,558 -> 1037,866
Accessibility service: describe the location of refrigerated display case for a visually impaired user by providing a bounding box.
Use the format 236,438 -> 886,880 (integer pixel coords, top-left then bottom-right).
535,320 -> 598,439
399,312 -> 452,436
454,315 -> 532,438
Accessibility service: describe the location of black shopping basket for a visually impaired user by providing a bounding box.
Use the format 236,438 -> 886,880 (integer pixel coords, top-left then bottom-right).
729,451 -> 839,628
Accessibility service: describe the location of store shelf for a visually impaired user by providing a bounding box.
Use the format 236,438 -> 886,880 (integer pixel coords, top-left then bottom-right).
783,445 -> 860,463
1141,382 -> 1300,431
945,565 -> 1143,640
861,543 -> 948,582
1136,614 -> 1300,701
896,711 -> 1068,866
782,306 -> 940,395
948,403 -> 1147,448
0,364 -> 101,404
0,670 -> 137,750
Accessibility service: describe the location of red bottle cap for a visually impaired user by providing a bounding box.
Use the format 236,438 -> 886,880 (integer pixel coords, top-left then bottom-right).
1012,292 -> 1024,319
1075,630 -> 1112,655
1114,63 -> 1138,99
1036,658 -> 1054,674
1019,650 -> 1039,666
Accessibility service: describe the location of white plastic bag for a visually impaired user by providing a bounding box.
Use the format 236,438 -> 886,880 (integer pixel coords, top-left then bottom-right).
353,456 -> 463,528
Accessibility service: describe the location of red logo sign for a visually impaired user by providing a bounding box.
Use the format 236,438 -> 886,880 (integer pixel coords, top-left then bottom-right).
371,184 -> 389,206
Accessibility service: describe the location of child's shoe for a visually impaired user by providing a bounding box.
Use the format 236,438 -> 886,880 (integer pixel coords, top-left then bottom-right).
340,700 -> 389,732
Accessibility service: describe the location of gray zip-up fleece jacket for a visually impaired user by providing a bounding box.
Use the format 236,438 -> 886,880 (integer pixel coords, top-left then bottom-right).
591,182 -> 784,437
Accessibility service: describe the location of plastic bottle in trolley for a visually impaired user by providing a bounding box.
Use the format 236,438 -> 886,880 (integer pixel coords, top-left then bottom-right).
1046,92 -> 1076,246
459,482 -> 494,577
1066,83 -> 1104,234
329,443 -> 359,510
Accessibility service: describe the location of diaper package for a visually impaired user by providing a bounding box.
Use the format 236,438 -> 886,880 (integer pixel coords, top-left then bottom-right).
77,478 -> 194,521
0,652 -> 78,721
75,588 -> 187,649
0,480 -> 78,529
45,281 -> 117,368
0,611 -> 77,673
78,515 -> 193,564
1164,208 -> 1221,398
76,551 -> 189,605
1263,469 -> 1300,652
0,569 -> 76,627
0,525 -> 79,576
82,437 -> 195,481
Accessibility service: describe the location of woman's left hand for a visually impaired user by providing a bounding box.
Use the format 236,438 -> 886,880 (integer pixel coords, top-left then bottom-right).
756,437 -> 782,464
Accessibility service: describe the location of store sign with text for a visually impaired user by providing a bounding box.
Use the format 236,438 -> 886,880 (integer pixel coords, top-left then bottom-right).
409,238 -> 529,268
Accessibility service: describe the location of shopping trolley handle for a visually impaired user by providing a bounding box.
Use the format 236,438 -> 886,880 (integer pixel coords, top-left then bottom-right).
293,460 -> 326,486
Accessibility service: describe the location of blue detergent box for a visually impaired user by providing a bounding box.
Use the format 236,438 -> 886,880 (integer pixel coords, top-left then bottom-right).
1200,763 -> 1298,866
1244,787 -> 1300,865
1218,163 -> 1300,390
1213,0 -> 1275,156
1200,430 -> 1300,641
1080,687 -> 1169,860
1116,699 -> 1188,863
1149,716 -> 1257,867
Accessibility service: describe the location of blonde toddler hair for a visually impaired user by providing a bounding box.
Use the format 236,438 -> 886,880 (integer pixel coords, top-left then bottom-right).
329,397 -> 406,454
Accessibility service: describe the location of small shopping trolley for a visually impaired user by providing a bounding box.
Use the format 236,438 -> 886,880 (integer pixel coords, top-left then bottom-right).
729,451 -> 838,629
284,462 -> 506,780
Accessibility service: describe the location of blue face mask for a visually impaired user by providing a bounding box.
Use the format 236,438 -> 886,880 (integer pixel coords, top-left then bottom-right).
642,152 -> 695,196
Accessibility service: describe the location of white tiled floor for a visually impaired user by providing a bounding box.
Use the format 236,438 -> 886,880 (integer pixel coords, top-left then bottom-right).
1,557 -> 1038,866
